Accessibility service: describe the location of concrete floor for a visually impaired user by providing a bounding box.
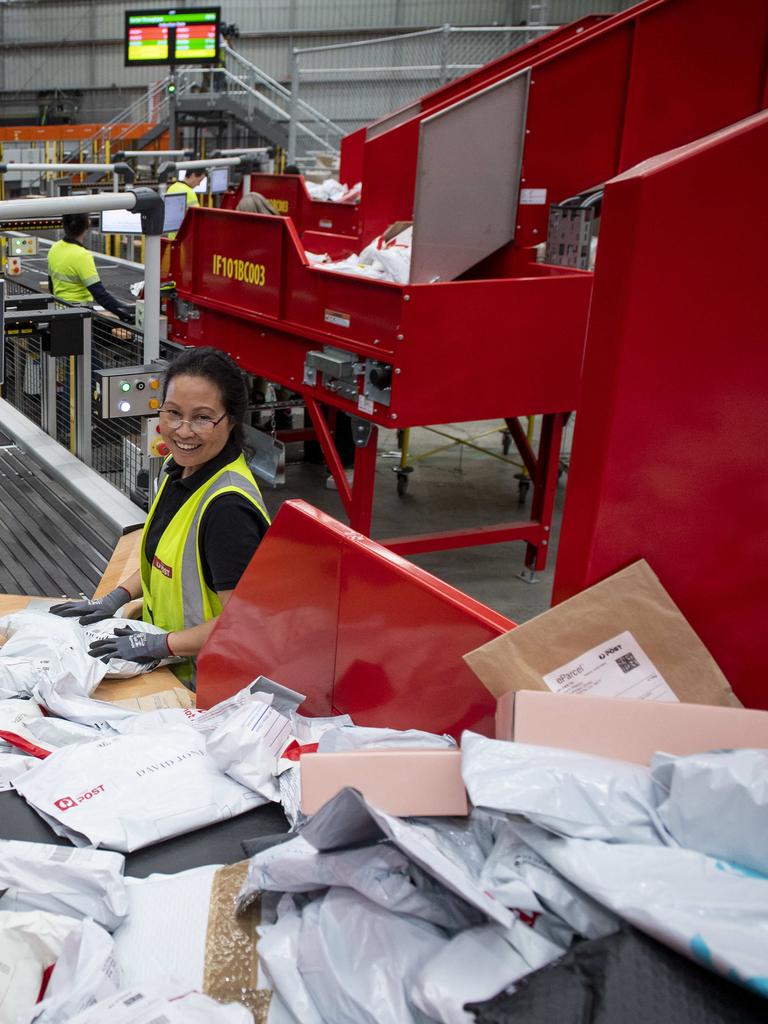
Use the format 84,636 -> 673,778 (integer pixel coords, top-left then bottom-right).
257,419 -> 574,626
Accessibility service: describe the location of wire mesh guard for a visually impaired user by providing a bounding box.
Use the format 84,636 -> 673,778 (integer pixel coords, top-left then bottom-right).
2,283 -> 176,507
293,26 -> 547,133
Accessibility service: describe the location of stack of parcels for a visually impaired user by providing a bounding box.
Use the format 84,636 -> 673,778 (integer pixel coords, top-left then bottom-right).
304,178 -> 361,203
1,560 -> 767,1021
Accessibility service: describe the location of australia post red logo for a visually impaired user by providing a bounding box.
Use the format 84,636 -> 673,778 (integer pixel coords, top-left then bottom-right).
54,784 -> 105,811
152,555 -> 173,578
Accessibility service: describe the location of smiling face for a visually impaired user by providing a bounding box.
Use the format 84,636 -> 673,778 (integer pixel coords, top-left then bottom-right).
160,373 -> 232,477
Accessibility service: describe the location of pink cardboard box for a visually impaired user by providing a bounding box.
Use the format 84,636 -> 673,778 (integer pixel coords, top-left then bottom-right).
498,689 -> 768,764
300,749 -> 468,816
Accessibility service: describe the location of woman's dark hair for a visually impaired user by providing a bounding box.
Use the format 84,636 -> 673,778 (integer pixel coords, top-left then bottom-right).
62,212 -> 91,239
162,346 -> 249,447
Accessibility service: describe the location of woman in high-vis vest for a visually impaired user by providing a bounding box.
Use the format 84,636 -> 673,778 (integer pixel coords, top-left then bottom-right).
50,347 -> 271,687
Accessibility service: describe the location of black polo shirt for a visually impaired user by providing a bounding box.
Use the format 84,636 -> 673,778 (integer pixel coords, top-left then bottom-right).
144,438 -> 269,593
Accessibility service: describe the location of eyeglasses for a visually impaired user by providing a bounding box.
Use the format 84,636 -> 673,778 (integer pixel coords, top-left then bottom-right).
158,409 -> 228,435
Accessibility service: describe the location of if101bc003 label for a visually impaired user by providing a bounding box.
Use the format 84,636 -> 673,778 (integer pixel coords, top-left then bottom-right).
212,254 -> 266,286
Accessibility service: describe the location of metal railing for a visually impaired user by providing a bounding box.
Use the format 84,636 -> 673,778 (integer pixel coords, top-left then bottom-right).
290,25 -> 554,151
2,278 -> 181,507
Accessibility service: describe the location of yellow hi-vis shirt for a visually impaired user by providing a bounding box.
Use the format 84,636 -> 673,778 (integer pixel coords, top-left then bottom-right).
47,239 -> 100,303
140,452 -> 270,683
165,179 -> 200,239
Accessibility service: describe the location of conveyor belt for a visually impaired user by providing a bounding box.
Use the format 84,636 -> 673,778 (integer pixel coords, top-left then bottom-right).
0,444 -> 118,597
12,252 -> 142,305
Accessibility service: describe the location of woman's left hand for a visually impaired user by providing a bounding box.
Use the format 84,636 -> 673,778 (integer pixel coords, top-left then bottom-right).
88,626 -> 172,664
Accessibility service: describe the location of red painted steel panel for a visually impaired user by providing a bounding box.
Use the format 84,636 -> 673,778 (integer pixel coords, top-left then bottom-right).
169,209 -> 592,426
220,173 -> 360,239
339,127 -> 366,186
332,546 -> 506,737
618,0 -> 768,169
553,111 -> 768,710
197,500 -> 513,736
196,502 -> 342,712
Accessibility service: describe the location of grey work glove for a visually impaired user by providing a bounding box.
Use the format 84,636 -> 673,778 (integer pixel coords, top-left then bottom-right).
49,586 -> 130,626
88,625 -> 171,665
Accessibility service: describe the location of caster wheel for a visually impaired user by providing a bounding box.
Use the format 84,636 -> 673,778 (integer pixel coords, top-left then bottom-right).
397,429 -> 405,450
517,478 -> 531,504
396,472 -> 409,496
501,430 -> 511,456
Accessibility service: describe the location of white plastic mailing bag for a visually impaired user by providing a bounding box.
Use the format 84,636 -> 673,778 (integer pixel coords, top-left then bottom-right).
300,787 -> 513,927
206,700 -> 294,801
411,920 -> 564,1024
652,749 -> 768,875
515,822 -> 768,999
26,918 -> 119,1024
30,685 -> 136,730
461,731 -> 669,845
0,840 -> 127,931
296,888 -> 447,1024
317,724 -> 455,753
0,612 -> 107,699
256,896 -> 325,1024
114,865 -> 220,993
479,821 -> 618,939
13,725 -> 264,852
0,752 -> 36,790
0,909 -> 79,1024
64,988 -> 254,1023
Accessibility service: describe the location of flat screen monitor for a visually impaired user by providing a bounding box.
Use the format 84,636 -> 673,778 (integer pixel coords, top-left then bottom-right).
100,192 -> 189,235
125,8 -> 221,66
209,167 -> 229,194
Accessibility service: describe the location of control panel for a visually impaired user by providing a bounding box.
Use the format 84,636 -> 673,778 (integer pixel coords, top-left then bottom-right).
8,237 -> 37,257
95,362 -> 166,420
144,415 -> 171,458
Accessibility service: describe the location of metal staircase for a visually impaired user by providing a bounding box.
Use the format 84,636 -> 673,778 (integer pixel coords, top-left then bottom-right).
92,46 -> 344,162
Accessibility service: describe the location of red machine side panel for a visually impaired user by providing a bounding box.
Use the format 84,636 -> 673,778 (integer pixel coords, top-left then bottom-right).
553,111 -> 768,710
197,501 -> 513,736
196,502 -> 341,713
618,0 -> 768,169
332,544 -> 507,737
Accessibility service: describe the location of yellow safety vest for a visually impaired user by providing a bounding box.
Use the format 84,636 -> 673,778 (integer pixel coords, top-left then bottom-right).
47,239 -> 99,303
165,180 -> 200,239
140,453 -> 270,683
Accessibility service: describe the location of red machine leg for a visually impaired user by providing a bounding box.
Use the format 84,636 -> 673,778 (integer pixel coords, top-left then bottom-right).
526,412 -> 564,572
304,397 -> 353,512
348,426 -> 378,536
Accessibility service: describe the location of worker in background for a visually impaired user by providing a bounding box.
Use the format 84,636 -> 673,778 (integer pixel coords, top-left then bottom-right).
165,168 -> 206,239
236,192 -> 278,215
283,164 -> 300,175
50,347 -> 271,689
47,213 -> 133,321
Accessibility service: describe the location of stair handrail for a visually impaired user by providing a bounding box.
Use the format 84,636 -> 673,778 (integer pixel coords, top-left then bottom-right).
222,44 -> 345,139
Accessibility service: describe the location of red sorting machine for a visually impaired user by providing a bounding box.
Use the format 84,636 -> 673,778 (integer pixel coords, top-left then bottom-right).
167,0 -> 768,568
553,110 -> 768,711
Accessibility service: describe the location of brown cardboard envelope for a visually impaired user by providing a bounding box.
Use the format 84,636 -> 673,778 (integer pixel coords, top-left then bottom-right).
463,560 -> 741,708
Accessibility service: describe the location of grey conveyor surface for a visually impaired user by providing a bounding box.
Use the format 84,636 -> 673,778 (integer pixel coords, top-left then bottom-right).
13,252 -> 142,305
0,442 -> 118,598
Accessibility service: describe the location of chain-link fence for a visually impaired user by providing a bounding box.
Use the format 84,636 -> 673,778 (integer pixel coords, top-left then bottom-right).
291,25 -> 552,146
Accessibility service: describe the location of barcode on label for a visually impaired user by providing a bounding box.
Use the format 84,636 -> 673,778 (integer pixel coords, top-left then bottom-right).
615,652 -> 640,674
122,993 -> 144,1006
146,1017 -> 171,1024
48,846 -> 73,863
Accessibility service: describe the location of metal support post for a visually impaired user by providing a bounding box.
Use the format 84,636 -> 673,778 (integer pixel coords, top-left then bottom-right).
241,172 -> 251,197
287,52 -> 300,164
439,24 -> 450,86
142,233 -> 161,362
42,352 -> 57,438
76,316 -> 92,465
